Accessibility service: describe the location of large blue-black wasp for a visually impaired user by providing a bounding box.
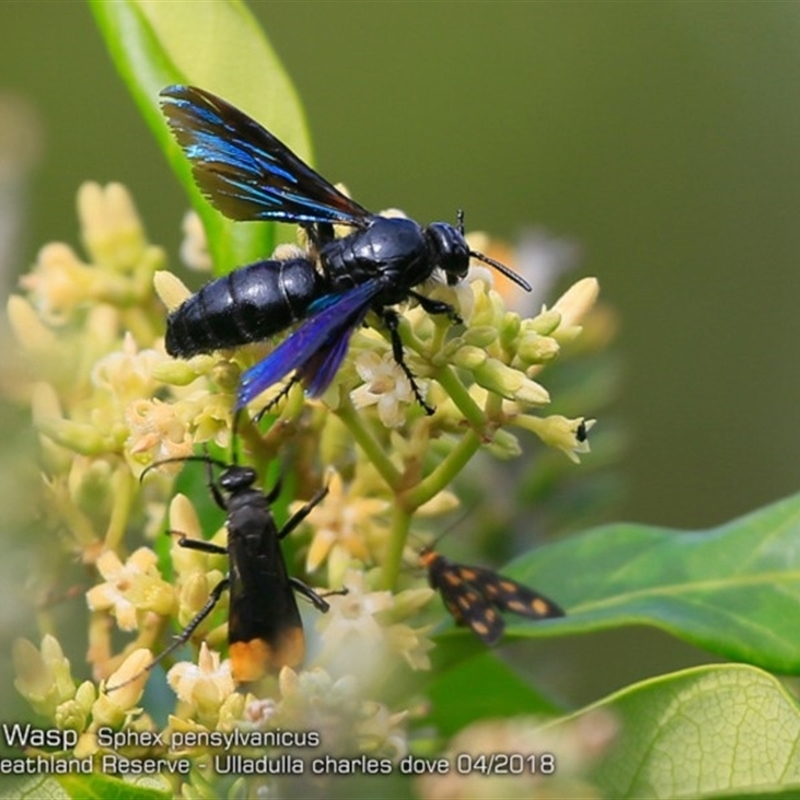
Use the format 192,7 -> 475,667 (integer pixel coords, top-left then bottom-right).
160,85 -> 532,413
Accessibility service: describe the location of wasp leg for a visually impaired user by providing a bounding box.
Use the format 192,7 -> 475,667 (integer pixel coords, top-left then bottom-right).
278,485 -> 329,540
105,576 -> 230,693
407,289 -> 462,325
380,308 -> 435,415
171,532 -> 227,555
289,577 -> 347,613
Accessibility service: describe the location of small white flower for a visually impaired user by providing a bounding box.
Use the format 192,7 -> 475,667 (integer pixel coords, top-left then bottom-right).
167,642 -> 235,712
85,548 -> 174,630
351,351 -> 419,427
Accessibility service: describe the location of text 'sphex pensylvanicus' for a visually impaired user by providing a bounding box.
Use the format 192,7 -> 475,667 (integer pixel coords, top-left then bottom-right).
108,455 -> 342,691
160,85 -> 531,413
419,547 -> 564,645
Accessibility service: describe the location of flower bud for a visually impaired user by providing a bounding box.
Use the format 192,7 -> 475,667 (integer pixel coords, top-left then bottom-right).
452,345 -> 488,371
94,649 -> 151,723
54,696 -> 90,735
13,635 -> 75,716
552,277 -> 600,342
7,294 -> 57,350
153,270 -> 191,311
473,358 -> 550,405
463,325 -> 498,348
528,308 -> 561,336
515,414 -> 594,462
499,311 -> 521,348
516,333 -> 560,365
78,182 -> 147,271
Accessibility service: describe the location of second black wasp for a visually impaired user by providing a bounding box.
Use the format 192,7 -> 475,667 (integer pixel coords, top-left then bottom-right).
109,453 -> 343,690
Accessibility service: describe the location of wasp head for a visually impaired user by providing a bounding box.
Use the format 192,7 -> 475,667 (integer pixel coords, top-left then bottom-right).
425,222 -> 471,286
219,466 -> 257,493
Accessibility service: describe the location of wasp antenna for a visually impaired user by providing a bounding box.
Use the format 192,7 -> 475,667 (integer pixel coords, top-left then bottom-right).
105,661 -> 156,695
230,408 -> 245,465
140,453 -> 230,483
470,250 -> 532,292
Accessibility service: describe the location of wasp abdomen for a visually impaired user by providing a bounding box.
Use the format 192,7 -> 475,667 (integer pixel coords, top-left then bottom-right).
165,257 -> 324,357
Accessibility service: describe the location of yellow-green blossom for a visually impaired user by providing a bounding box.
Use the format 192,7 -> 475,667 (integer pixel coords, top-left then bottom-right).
86,548 -> 175,630
315,570 -> 435,681
550,277 -> 600,343
168,642 -> 236,725
13,635 -> 76,717
352,350 -> 420,427
93,648 -> 152,726
301,470 -> 389,575
514,415 -> 595,463
7,176 -> 612,796
270,666 -> 408,757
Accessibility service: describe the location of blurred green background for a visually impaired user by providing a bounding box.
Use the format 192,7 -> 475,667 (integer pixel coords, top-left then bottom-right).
2,1 -> 800,710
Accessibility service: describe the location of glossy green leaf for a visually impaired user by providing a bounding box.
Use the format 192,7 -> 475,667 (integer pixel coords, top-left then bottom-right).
493,491 -> 800,673
0,776 -> 67,800
57,772 -> 172,800
548,664 -> 800,799
1,770 -> 172,800
89,0 -> 312,273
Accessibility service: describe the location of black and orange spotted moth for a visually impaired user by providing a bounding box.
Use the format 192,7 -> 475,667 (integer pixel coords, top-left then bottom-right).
419,547 -> 565,644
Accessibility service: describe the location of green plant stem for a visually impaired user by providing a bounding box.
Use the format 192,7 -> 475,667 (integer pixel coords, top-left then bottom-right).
435,365 -> 487,430
336,398 -> 400,490
404,428 -> 481,509
105,467 -> 135,551
484,387 -> 503,419
381,502 -> 412,590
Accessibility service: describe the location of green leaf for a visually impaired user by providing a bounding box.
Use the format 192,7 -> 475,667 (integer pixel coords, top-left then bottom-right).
89,0 -> 312,273
57,771 -> 172,800
500,491 -> 800,673
0,775 -> 68,800
553,664 -> 800,799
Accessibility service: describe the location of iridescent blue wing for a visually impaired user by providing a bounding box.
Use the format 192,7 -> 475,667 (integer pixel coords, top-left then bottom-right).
299,318 -> 360,397
160,85 -> 372,226
236,279 -> 382,408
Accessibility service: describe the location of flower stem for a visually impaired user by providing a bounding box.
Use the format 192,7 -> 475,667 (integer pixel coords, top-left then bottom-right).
104,467 -> 135,551
404,428 -> 481,509
435,365 -> 487,430
381,502 -> 412,590
336,398 -> 401,490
